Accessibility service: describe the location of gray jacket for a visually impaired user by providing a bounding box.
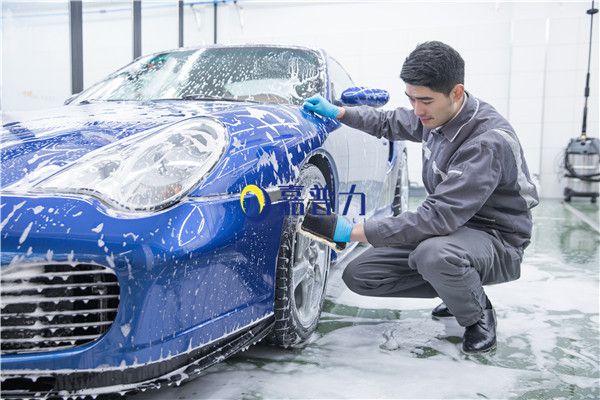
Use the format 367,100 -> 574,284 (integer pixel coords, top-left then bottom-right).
342,92 -> 539,250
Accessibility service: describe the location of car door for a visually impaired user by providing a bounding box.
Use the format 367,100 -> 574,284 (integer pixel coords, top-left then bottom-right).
327,57 -> 388,222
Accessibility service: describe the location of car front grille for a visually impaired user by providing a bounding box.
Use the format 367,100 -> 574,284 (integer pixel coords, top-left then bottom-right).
1,262 -> 120,354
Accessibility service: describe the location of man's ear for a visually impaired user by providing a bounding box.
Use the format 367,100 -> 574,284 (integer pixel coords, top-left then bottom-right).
451,84 -> 465,102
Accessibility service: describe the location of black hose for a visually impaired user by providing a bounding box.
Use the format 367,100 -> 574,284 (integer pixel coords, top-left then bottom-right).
564,147 -> 600,182
564,2 -> 600,183
581,0 -> 598,139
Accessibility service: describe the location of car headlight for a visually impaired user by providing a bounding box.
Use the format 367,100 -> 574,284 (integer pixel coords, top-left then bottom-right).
36,118 -> 228,211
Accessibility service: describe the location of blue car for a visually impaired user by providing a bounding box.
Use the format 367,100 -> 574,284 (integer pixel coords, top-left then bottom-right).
1,44 -> 408,397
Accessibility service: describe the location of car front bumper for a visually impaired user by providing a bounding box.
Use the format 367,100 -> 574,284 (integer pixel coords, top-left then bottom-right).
0,192 -> 285,394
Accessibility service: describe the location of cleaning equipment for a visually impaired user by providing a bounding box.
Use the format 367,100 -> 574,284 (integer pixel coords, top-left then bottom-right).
563,0 -> 600,203
300,201 -> 349,251
564,139 -> 600,202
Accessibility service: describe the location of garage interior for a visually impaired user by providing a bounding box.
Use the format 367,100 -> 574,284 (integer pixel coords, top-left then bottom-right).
1,1 -> 599,399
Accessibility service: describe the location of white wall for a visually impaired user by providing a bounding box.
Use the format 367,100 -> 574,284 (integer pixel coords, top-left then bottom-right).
2,2 -> 71,111
83,2 -> 132,88
509,3 -> 599,198
2,0 -> 598,198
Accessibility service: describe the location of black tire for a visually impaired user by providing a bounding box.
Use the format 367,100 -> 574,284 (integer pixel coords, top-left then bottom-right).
392,150 -> 409,216
267,164 -> 332,347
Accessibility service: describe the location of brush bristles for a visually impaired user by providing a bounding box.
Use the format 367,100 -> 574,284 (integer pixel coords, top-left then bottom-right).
298,227 -> 344,252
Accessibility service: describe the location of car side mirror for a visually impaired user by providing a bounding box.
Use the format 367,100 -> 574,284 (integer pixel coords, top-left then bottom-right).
340,87 -> 389,108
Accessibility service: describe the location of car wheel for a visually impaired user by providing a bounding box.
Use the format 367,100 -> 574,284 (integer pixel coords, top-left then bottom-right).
392,150 -> 409,216
267,164 -> 332,347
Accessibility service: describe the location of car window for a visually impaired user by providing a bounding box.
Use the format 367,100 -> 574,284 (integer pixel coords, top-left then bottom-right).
74,47 -> 325,105
328,57 -> 354,102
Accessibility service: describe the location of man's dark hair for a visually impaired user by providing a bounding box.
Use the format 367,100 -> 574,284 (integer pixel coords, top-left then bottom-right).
400,41 -> 464,95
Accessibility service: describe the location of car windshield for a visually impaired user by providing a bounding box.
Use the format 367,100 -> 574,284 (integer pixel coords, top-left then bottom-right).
73,47 -> 324,105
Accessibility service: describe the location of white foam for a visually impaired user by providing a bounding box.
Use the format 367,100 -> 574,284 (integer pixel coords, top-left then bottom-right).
92,223 -> 104,233
18,221 -> 33,244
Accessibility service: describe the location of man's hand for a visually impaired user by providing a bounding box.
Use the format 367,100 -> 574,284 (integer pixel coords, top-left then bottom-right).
300,202 -> 353,251
303,95 -> 345,119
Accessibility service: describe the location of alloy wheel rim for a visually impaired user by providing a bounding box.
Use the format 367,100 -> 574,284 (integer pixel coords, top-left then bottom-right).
291,231 -> 328,327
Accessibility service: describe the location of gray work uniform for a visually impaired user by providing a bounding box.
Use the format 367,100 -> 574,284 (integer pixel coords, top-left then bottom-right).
340,92 -> 539,327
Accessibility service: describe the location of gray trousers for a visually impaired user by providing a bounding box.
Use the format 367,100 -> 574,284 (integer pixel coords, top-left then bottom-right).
342,226 -> 524,327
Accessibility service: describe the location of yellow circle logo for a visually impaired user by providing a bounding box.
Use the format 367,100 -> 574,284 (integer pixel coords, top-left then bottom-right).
240,184 -> 266,216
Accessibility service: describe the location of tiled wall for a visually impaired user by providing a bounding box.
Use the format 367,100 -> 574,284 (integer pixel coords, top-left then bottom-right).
2,1 -> 598,198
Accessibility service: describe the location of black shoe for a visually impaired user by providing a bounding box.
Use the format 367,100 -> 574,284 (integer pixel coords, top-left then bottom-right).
431,302 -> 453,318
462,308 -> 497,354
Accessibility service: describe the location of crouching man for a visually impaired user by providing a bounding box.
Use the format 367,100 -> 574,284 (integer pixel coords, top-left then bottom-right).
301,41 -> 539,353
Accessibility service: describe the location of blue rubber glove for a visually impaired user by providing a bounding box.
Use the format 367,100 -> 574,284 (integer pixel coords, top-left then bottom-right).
333,215 -> 353,243
303,95 -> 341,119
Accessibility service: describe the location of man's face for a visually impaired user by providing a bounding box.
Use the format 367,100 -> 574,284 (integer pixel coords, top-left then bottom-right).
404,83 -> 464,129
